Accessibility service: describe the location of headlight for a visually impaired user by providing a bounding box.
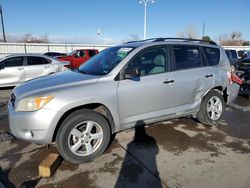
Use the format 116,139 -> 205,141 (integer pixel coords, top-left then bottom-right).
15,95 -> 54,112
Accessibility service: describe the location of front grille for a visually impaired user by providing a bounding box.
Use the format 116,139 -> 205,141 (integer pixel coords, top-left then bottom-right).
10,93 -> 16,107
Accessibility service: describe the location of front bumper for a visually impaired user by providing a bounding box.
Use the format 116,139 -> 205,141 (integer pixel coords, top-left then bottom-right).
8,101 -> 59,144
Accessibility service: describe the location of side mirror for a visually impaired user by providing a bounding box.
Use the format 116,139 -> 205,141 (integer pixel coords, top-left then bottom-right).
124,67 -> 140,79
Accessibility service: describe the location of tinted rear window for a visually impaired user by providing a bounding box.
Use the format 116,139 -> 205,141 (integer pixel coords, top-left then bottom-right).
203,47 -> 220,66
89,50 -> 97,57
173,45 -> 203,70
27,56 -> 51,65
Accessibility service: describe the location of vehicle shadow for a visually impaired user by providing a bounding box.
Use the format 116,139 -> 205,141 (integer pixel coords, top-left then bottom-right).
115,121 -> 163,188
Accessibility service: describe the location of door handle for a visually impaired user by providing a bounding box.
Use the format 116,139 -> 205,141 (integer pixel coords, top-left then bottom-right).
205,74 -> 213,78
44,66 -> 50,68
163,80 -> 175,84
17,68 -> 24,70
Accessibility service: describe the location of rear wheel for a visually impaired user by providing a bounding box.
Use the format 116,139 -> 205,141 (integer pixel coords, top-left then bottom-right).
197,90 -> 225,125
56,109 -> 111,164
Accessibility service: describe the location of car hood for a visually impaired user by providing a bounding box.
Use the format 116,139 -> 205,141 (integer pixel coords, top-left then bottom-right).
13,70 -> 100,100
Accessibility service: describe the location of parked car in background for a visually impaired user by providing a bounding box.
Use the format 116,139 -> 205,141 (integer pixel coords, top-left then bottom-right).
44,52 -> 67,57
8,38 -> 239,164
225,49 -> 239,66
236,57 -> 250,98
57,49 -> 99,69
237,50 -> 250,59
0,54 -> 69,87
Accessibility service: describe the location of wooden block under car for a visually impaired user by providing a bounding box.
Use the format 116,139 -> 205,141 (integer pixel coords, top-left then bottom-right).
39,153 -> 62,178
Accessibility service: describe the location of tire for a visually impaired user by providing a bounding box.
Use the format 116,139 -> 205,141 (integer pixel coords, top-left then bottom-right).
56,109 -> 111,164
197,90 -> 225,126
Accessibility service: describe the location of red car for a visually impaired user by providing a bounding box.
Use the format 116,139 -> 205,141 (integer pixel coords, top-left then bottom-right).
57,49 -> 99,68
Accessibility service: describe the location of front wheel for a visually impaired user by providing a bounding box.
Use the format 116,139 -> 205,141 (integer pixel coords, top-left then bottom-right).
197,90 -> 225,125
56,109 -> 111,164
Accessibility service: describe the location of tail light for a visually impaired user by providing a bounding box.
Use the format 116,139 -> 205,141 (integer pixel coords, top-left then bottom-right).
228,65 -> 243,85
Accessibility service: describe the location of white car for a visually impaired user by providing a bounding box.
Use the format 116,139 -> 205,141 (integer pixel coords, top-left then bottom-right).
0,54 -> 69,87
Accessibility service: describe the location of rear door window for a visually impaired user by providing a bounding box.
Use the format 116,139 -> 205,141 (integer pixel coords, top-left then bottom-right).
173,45 -> 203,70
89,50 -> 97,57
203,47 -> 220,66
2,57 -> 24,67
27,56 -> 51,65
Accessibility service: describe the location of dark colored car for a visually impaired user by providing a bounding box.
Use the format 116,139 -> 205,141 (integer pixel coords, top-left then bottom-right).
235,57 -> 250,98
240,57 -> 250,66
237,50 -> 248,59
57,49 -> 99,69
44,52 -> 67,57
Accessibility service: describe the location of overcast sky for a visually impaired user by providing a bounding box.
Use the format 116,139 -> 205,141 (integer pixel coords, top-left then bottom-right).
1,0 -> 249,44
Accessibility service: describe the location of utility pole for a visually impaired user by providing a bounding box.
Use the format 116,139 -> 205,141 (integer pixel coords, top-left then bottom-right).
0,5 -> 6,42
202,22 -> 206,38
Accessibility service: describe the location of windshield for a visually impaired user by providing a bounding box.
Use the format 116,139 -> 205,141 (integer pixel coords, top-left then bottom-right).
78,46 -> 134,75
67,50 -> 77,56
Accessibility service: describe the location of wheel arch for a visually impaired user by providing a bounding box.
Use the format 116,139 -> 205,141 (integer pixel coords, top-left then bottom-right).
52,103 -> 116,142
211,86 -> 228,103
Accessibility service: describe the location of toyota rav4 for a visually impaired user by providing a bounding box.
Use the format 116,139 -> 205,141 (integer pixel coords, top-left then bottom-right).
8,38 -> 239,163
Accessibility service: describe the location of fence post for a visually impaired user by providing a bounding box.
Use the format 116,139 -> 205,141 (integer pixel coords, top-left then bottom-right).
24,44 -> 27,54
47,45 -> 50,52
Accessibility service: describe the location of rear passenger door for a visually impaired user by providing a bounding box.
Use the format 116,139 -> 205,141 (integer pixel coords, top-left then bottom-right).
172,45 -> 214,109
24,56 -> 52,81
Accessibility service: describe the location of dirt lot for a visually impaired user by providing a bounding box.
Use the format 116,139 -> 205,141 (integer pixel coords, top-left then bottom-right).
0,88 -> 250,188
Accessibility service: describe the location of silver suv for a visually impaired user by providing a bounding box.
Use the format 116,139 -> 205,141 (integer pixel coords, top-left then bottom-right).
8,38 -> 239,163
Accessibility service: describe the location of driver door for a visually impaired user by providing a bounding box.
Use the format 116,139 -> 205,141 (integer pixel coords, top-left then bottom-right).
117,46 -> 177,126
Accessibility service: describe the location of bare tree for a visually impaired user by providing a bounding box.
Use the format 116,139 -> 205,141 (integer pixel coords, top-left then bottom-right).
122,34 -> 140,43
176,26 -> 198,39
218,31 -> 243,46
21,33 -> 49,43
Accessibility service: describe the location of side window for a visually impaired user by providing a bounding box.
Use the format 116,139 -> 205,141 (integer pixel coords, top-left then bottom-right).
203,47 -> 220,66
2,57 -> 24,67
173,45 -> 203,70
76,50 -> 86,58
127,47 -> 168,76
89,50 -> 96,57
27,56 -> 45,65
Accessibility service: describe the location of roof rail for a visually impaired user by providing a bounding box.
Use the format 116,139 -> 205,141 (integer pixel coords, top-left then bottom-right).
125,37 -> 217,45
153,37 -> 217,45
125,38 -> 159,44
